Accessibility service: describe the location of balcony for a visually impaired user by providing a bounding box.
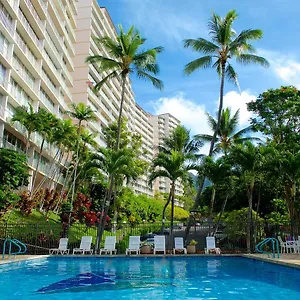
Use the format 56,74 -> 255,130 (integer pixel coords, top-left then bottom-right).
17,9 -> 43,50
23,0 -> 45,31
0,8 -> 14,36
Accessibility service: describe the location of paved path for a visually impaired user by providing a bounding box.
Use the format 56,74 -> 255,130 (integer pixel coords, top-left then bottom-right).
245,253 -> 300,268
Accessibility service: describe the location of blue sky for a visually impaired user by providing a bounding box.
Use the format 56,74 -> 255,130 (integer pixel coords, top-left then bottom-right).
99,0 -> 300,144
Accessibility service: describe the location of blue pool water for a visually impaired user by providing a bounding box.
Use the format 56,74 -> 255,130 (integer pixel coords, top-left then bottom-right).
0,257 -> 300,299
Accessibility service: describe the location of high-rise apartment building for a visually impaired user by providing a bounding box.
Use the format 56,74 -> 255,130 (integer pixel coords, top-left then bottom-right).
0,0 -> 184,201
0,0 -> 77,189
72,0 -> 136,149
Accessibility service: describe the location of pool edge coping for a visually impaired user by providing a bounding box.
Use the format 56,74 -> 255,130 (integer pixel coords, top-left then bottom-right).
1,254 -> 300,270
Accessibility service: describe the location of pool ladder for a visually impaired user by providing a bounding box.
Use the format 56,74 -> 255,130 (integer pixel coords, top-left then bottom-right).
255,237 -> 280,258
2,238 -> 27,259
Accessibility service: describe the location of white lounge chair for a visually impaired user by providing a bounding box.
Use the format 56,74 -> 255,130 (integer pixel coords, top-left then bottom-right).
278,236 -> 295,253
49,238 -> 69,255
126,236 -> 140,255
100,236 -> 117,255
154,235 -> 166,255
205,236 -> 221,254
173,237 -> 187,254
73,236 -> 93,255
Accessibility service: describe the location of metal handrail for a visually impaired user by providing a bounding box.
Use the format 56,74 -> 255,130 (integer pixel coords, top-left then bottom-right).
256,237 -> 280,258
2,238 -> 27,259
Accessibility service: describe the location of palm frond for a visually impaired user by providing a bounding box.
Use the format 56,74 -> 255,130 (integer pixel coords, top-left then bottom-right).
184,56 -> 213,75
93,70 -> 120,91
225,63 -> 238,85
85,55 -> 121,71
136,70 -> 163,90
236,54 -> 269,67
183,38 -> 219,54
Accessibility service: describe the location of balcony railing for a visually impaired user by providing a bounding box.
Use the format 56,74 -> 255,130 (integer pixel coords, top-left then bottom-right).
18,9 -> 43,49
0,8 -> 14,35
15,34 -> 39,70
24,0 -> 44,29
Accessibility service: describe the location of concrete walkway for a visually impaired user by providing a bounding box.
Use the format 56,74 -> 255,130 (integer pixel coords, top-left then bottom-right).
245,253 -> 300,268
0,255 -> 49,265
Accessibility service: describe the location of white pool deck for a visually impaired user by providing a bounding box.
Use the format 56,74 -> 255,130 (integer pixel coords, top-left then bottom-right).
1,253 -> 300,269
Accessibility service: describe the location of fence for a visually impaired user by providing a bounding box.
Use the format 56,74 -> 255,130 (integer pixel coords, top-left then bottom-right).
0,221 -> 298,254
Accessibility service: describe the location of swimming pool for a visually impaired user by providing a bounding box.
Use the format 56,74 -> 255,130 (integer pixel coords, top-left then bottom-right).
0,256 -> 300,299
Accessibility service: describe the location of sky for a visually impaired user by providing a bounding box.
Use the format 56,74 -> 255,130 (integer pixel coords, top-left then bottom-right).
99,0 -> 300,148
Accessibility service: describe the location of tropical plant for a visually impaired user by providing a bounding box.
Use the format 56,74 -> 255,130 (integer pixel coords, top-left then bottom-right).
11,104 -> 39,155
184,10 -> 268,156
86,25 -> 163,150
247,86 -> 300,151
199,156 -> 232,218
66,103 -> 96,219
149,150 -> 196,239
150,125 -> 201,235
0,149 -> 29,214
31,110 -> 60,194
183,10 -> 268,239
231,141 -> 262,252
195,108 -> 259,155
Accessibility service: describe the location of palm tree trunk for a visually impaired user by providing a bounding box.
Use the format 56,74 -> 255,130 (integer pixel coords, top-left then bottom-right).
254,179 -> 262,246
184,176 -> 205,241
160,191 -> 172,234
95,174 -> 114,252
32,148 -> 60,198
208,62 -> 226,156
209,185 -> 216,235
170,182 -> 176,248
214,193 -> 229,235
184,63 -> 226,240
31,138 -> 45,195
247,184 -> 254,253
69,121 -> 82,227
115,73 -> 127,151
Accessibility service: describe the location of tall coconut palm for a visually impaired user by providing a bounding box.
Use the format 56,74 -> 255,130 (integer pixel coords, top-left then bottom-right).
149,150 -> 196,241
183,10 -> 268,240
66,103 -> 96,220
184,10 -> 268,157
86,26 -> 163,247
231,141 -> 261,252
195,108 -> 259,155
86,25 -> 163,151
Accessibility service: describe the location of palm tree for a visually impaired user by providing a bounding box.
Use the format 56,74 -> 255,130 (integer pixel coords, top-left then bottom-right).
89,147 -> 141,250
66,103 -> 96,219
231,141 -> 261,252
195,108 -> 259,155
184,10 -> 268,157
31,110 -> 59,194
86,25 -> 163,150
149,150 -> 196,240
11,104 -> 39,156
200,156 -> 232,218
154,125 -> 202,234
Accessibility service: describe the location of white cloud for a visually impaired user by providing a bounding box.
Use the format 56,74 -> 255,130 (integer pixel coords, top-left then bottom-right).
153,92 -> 211,136
258,49 -> 300,88
152,90 -> 256,154
223,90 -> 256,126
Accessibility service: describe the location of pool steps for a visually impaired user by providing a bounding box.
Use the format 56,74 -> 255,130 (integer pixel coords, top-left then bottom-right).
2,238 -> 27,259
256,237 -> 280,258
